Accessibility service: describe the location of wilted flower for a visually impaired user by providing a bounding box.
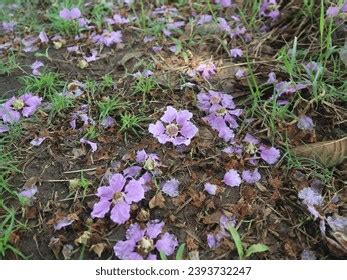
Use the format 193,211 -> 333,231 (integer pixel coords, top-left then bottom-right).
80,138 -> 98,152
19,185 -> 38,201
230,48 -> 243,58
298,187 -> 323,207
39,31 -> 49,43
235,68 -> 246,79
242,169 -> 261,184
297,115 -> 314,131
218,17 -> 231,33
91,173 -> 145,224
260,0 -> 280,20
162,179 -> 180,197
31,60 -> 44,76
204,183 -> 217,195
197,14 -> 213,25
59,7 -> 81,20
266,72 -> 277,84
114,221 -> 178,259
215,0 -> 232,7
223,169 -> 241,187
2,21 -> 16,33
195,63 -> 216,80
149,106 -> 198,146
70,105 -> 95,129
54,217 -> 75,230
0,93 -> 42,123
259,145 -> 280,164
92,30 -> 123,47
136,149 -> 160,172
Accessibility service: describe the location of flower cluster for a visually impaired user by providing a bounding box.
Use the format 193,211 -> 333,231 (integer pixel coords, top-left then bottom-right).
149,106 -> 198,146
0,93 -> 42,132
114,221 -> 178,260
259,0 -> 280,21
59,7 -> 81,20
197,90 -> 242,142
91,173 -> 145,224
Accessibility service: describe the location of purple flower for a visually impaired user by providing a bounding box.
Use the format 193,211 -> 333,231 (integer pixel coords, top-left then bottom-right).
31,60 -> 44,76
230,48 -> 243,58
67,46 -> 79,53
80,138 -> 98,152
304,61 -> 319,73
39,31 -> 49,43
218,17 -> 231,33
235,68 -> 246,79
148,106 -> 198,146
260,0 -> 280,20
298,187 -> 323,207
91,173 -> 145,224
243,133 -> 260,145
92,30 -> 123,47
223,169 -> 241,187
0,93 -> 42,123
326,6 -> 340,17
114,220 -> 178,259
204,183 -> 217,195
19,185 -> 38,200
220,215 -> 236,230
169,45 -> 177,53
259,145 -> 280,164
195,63 -> 216,80
242,169 -> 261,184
266,72 -> 277,84
297,115 -> 314,131
54,217 -> 74,230
215,0 -> 232,7
135,149 -> 160,171
162,179 -> 179,197
207,233 -> 217,248
70,106 -> 95,129
197,15 -> 213,25
204,115 -> 235,142
106,14 -> 129,25
83,49 -> 98,62
30,137 -> 46,146
100,116 -> 115,128
2,21 -> 16,33
59,7 -> 81,20
326,216 -> 347,232
301,249 -> 316,260
197,90 -> 235,112
223,144 -> 243,156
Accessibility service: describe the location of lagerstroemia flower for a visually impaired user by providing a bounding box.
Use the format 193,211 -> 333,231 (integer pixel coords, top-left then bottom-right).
207,215 -> 237,249
92,30 -> 123,47
39,31 -> 49,43
297,115 -> 314,131
30,137 -> 46,146
54,217 -> 75,230
298,187 -> 323,207
215,0 -> 232,7
136,149 -> 160,171
230,48 -> 243,58
267,72 -> 277,84
162,179 -> 180,197
31,60 -> 44,76
114,221 -> 178,259
260,0 -> 280,20
242,169 -> 261,184
0,93 -> 42,123
326,6 -> 340,17
91,173 -> 145,224
59,8 -> 81,20
80,138 -> 97,152
149,106 -> 198,146
259,145 -> 280,164
223,169 -> 241,187
204,183 -> 217,195
195,63 -> 216,80
197,90 -> 242,142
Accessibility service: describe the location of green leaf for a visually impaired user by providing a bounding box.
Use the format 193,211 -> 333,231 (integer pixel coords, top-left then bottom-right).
245,243 -> 269,258
159,251 -> 167,260
227,226 -> 244,260
175,243 -> 186,260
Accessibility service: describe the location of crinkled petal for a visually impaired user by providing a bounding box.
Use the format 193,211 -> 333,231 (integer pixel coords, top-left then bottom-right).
146,220 -> 164,239
223,169 -> 241,187
109,173 -> 126,192
155,232 -> 178,256
162,179 -> 179,197
114,239 -> 136,260
149,121 -> 165,137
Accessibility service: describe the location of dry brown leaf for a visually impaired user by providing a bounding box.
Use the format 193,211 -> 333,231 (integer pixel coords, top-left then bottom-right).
89,243 -> 107,258
149,192 -> 165,209
292,137 -> 347,167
